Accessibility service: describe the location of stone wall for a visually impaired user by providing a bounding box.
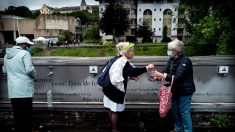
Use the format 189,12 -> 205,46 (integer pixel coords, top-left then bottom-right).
0,110 -> 235,132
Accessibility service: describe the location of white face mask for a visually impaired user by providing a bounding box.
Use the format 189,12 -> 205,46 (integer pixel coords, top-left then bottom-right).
167,50 -> 173,57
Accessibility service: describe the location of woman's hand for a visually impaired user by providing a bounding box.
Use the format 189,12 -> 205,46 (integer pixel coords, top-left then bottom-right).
149,70 -> 164,79
146,64 -> 155,71
130,76 -> 140,81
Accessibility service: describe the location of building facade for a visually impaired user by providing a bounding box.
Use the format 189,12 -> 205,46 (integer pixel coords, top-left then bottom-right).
96,0 -> 182,43
40,4 -> 54,15
0,15 -> 76,45
0,15 -> 35,45
34,15 -> 76,38
40,0 -> 93,15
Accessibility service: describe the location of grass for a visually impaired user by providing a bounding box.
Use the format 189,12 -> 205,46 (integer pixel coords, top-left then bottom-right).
31,46 -> 168,57
50,47 -> 116,57
30,43 -> 213,57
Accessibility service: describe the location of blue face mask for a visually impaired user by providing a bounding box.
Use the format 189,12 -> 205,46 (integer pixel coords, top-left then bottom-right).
26,47 -> 30,52
167,50 -> 173,57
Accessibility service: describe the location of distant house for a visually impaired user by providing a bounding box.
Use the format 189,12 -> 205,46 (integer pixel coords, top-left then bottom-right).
80,0 -> 87,11
40,4 -> 54,15
40,0 -> 93,15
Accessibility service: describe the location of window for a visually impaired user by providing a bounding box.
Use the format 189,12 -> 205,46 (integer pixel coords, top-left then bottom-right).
159,18 -> 161,21
154,18 -> 156,21
154,9 -> 156,11
144,9 -> 152,15
163,9 -> 172,15
139,9 -> 141,12
131,29 -> 136,35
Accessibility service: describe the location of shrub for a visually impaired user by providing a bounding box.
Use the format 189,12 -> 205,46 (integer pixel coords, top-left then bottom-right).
215,114 -> 230,128
30,47 -> 44,56
161,37 -> 172,43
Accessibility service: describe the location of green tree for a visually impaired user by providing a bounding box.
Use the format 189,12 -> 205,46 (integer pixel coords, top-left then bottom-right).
58,30 -> 75,45
53,9 -> 99,25
163,25 -> 167,38
31,10 -> 40,19
4,6 -> 16,15
89,6 -> 99,22
100,1 -> 129,38
136,22 -> 154,43
83,27 -> 100,43
15,6 -> 32,18
161,25 -> 171,42
181,0 -> 235,55
2,6 -> 34,18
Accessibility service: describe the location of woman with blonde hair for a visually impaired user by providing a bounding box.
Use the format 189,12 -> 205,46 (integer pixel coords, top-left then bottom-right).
150,39 -> 195,132
102,42 -> 154,132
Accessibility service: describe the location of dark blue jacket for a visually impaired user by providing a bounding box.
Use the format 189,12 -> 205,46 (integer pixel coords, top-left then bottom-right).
162,55 -> 195,96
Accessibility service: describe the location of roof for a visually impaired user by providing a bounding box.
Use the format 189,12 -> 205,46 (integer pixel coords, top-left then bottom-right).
56,6 -> 80,11
43,4 -> 54,10
81,0 -> 87,6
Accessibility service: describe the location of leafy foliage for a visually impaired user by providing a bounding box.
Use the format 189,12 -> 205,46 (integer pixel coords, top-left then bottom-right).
31,10 -> 40,19
181,0 -> 235,55
30,47 -> 44,56
52,6 -> 99,25
161,25 -> 171,43
215,114 -> 230,128
83,27 -> 100,43
53,10 -> 91,25
100,1 -> 129,37
58,31 -> 75,45
136,22 -> 154,43
1,6 -> 34,18
0,6 -> 40,19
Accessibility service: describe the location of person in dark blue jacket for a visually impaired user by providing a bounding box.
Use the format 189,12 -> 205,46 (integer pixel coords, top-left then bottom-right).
150,39 -> 195,132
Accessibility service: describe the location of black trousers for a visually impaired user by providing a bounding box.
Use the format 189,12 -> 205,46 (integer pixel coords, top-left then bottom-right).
11,98 -> 33,132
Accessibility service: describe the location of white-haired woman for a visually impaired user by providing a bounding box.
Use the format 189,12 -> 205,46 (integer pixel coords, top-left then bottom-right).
150,39 -> 195,132
102,42 -> 154,132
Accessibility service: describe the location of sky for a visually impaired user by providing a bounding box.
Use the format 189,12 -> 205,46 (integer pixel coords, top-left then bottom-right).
0,0 -> 99,11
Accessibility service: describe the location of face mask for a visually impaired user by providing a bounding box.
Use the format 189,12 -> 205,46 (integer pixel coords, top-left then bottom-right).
167,50 -> 173,57
26,47 -> 30,52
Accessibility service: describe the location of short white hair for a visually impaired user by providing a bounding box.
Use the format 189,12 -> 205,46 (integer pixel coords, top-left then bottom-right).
116,42 -> 134,55
168,39 -> 184,55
